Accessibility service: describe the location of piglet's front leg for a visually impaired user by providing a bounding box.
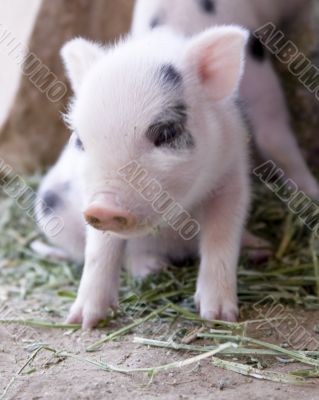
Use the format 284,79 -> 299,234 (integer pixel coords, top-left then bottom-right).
67,228 -> 125,329
195,169 -> 250,322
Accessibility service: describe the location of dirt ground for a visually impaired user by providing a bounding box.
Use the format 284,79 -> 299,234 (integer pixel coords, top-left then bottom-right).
1,295 -> 319,400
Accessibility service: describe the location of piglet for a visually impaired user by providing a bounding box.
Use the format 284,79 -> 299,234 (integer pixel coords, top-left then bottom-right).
37,26 -> 250,329
133,0 -> 319,200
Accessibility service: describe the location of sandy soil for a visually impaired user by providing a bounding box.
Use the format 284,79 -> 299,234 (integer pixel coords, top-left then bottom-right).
1,299 -> 319,400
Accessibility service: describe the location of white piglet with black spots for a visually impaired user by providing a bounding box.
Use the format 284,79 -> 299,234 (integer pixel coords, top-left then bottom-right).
133,0 -> 319,199
36,0 -> 317,329
37,23 -> 250,328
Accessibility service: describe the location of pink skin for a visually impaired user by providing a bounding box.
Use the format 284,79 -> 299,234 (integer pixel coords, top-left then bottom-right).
57,26 -> 251,329
65,229 -> 124,329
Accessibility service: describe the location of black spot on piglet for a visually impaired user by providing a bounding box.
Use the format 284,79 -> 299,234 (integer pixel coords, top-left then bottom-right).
42,191 -> 61,215
150,16 -> 162,29
75,136 -> 84,151
249,35 -> 266,62
199,0 -> 215,14
159,64 -> 182,88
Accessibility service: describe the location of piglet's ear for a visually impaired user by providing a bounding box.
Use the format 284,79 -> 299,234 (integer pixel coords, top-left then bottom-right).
61,38 -> 105,92
185,26 -> 249,101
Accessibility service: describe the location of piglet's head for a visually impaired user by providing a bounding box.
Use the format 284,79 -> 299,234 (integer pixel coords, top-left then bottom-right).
61,26 -> 248,238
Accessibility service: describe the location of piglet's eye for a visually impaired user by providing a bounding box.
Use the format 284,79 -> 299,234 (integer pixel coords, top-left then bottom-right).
147,122 -> 182,147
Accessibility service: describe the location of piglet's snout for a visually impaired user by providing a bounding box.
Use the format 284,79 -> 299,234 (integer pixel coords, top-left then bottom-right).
84,192 -> 136,232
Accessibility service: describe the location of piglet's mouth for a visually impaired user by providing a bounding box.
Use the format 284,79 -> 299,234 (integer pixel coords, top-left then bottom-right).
85,214 -> 133,232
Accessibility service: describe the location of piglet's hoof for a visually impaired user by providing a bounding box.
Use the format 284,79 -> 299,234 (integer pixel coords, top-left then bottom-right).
66,296 -> 119,330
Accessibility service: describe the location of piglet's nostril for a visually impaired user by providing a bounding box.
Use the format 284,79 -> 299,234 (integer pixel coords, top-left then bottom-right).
113,216 -> 128,227
85,215 -> 102,228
